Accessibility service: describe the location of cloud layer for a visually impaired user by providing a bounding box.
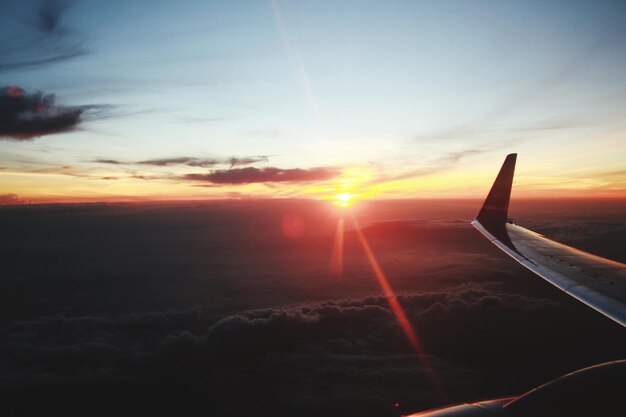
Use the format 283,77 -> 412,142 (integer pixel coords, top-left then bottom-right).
1,201 -> 624,416
0,285 -> 565,415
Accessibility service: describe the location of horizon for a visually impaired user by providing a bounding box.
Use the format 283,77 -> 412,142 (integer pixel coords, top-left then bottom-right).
3,194 -> 626,207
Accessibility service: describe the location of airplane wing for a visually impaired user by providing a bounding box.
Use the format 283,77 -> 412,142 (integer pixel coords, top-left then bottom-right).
472,154 -> 626,327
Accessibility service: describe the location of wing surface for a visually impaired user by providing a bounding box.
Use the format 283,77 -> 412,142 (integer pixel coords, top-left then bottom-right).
472,154 -> 626,327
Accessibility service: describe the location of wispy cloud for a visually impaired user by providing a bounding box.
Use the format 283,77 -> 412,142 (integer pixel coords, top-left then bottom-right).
138,157 -> 222,168
0,0 -> 85,72
367,147 -> 495,186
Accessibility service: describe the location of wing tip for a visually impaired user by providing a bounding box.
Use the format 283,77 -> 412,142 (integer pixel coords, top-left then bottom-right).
474,153 -> 517,242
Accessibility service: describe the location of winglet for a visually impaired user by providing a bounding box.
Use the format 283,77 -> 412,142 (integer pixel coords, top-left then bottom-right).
474,153 -> 517,243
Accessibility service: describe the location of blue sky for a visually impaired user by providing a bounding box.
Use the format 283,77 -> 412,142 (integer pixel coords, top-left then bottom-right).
1,0 -> 625,201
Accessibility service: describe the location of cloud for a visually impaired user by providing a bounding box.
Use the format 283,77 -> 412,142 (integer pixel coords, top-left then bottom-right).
36,0 -> 71,33
0,0 -> 85,72
227,155 -> 270,168
0,193 -> 27,206
0,86 -> 84,140
182,166 -> 341,184
92,159 -> 121,165
138,157 -> 221,168
93,155 -> 270,169
367,148 -> 490,185
1,285 -> 559,381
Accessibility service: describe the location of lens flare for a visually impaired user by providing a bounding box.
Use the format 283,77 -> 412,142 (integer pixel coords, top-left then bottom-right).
330,217 -> 345,277
349,212 -> 448,401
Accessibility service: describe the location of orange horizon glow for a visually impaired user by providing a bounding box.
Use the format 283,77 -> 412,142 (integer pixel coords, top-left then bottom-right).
3,164 -> 626,205
2,159 -> 626,206
2,192 -> 626,207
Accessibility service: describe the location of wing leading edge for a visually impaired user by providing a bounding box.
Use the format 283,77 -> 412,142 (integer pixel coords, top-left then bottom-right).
472,154 -> 626,327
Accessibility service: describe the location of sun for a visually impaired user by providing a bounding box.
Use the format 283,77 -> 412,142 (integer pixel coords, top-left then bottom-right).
333,192 -> 356,207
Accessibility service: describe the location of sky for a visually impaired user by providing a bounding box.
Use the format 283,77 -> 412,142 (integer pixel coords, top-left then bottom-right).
1,0 -> 626,203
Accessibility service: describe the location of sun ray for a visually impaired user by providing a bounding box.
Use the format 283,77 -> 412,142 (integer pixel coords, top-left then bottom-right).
270,0 -> 321,128
330,217 -> 345,277
349,212 -> 448,401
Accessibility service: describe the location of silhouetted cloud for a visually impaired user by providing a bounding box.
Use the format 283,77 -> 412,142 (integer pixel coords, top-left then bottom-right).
93,155 -> 270,169
139,157 -> 221,168
0,285 -> 558,385
0,86 -> 83,140
92,159 -> 121,165
0,283 -> 583,415
183,166 -> 340,184
0,0 -> 85,72
36,0 -> 71,33
227,155 -> 270,168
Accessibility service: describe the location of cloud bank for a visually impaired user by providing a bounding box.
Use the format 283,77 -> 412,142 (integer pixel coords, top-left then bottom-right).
1,284 -> 566,415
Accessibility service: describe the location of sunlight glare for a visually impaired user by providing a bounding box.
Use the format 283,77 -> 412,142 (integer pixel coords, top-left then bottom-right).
333,192 -> 356,207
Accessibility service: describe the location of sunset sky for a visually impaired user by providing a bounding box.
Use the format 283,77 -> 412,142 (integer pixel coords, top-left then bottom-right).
1,0 -> 625,203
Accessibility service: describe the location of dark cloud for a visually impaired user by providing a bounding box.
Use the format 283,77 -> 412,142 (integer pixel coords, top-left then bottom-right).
93,155 -> 270,169
92,159 -> 121,165
138,157 -> 222,168
36,0 -> 71,33
0,86 -> 83,140
0,0 -> 85,72
183,166 -> 340,184
0,285 -> 564,415
0,193 -> 26,206
228,155 -> 270,168
3,282 -> 621,416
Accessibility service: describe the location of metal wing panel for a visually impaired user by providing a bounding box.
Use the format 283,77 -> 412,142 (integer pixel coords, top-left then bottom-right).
472,219 -> 626,327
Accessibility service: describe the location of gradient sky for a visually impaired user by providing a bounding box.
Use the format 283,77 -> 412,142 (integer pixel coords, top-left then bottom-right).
1,0 -> 625,202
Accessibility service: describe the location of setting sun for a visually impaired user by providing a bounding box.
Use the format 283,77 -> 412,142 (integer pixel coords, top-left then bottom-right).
333,192 -> 356,207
